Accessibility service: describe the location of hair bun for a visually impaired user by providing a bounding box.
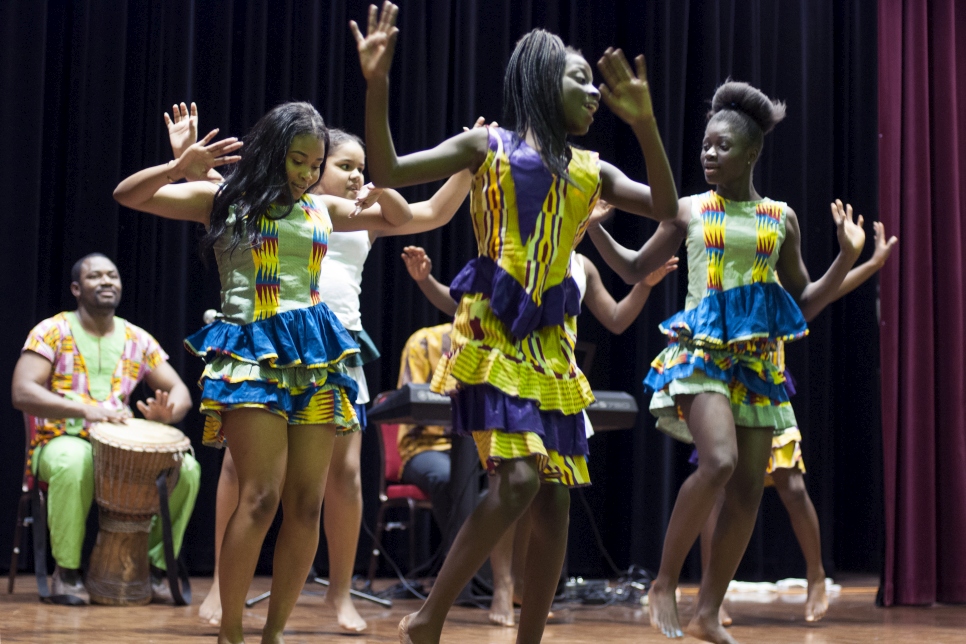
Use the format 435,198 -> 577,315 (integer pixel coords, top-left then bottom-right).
711,81 -> 786,134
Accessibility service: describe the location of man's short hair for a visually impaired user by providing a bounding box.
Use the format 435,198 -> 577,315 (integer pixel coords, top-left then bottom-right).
70,253 -> 112,283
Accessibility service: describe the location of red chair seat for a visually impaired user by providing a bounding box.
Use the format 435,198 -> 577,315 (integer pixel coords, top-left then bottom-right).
385,484 -> 429,501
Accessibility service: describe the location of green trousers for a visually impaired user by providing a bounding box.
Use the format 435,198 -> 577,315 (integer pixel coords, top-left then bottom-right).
35,435 -> 201,571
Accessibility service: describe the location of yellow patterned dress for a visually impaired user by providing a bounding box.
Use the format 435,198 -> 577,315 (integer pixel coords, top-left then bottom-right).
185,195 -> 361,446
645,191 -> 808,442
430,127 -> 600,487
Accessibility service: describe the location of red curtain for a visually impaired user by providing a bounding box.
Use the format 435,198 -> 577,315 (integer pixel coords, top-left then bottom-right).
878,0 -> 966,606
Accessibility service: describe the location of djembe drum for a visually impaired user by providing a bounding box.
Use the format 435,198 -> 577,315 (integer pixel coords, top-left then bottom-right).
86,419 -> 192,606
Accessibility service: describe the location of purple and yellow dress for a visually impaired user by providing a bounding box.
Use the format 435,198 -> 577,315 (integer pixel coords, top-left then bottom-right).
430,127 -> 600,487
185,195 -> 361,446
645,191 -> 807,441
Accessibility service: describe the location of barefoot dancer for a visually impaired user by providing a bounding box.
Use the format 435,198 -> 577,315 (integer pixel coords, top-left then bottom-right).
589,82 -> 866,642
350,5 -> 680,642
115,102 -> 412,644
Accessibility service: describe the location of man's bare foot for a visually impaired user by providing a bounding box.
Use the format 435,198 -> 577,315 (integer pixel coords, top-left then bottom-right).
805,577 -> 829,622
325,591 -> 368,632
489,580 -> 515,626
719,604 -> 733,627
687,612 -> 739,644
648,581 -> 683,638
199,582 -> 223,626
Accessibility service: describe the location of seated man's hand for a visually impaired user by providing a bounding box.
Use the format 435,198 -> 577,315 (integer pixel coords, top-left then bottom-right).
82,405 -> 131,424
137,389 -> 176,424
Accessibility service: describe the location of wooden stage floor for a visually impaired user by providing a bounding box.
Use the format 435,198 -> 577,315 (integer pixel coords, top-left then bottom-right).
2,576 -> 965,643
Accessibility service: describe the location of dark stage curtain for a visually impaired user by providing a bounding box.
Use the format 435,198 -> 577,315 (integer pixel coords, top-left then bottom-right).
877,0 -> 966,606
1,0 -> 880,582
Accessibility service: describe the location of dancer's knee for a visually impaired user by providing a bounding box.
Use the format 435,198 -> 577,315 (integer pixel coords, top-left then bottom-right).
697,448 -> 737,488
774,470 -> 808,507
499,461 -> 541,513
239,484 -> 281,526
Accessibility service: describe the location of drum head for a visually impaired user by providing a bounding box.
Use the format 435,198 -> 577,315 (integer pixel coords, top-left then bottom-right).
89,418 -> 189,451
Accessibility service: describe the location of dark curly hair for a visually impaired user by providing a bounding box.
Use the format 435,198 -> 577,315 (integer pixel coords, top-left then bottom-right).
204,102 -> 329,254
707,81 -> 786,151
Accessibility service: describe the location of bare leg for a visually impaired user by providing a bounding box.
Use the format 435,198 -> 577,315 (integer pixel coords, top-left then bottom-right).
322,431 -> 367,632
511,509 -> 532,604
401,458 -> 541,644
699,491 -> 731,626
515,483 -> 570,644
686,426 -> 773,644
217,410 -> 289,644
261,423 -> 338,644
649,393 -> 737,639
770,468 -> 827,622
489,519 -> 517,626
201,449 -> 238,626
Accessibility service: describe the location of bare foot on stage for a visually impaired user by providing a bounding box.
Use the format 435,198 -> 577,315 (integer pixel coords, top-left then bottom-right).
687,612 -> 740,644
259,632 -> 284,644
199,582 -> 222,626
648,581 -> 683,638
325,592 -> 368,632
489,581 -> 515,626
399,612 -> 442,644
719,604 -> 733,627
805,577 -> 829,622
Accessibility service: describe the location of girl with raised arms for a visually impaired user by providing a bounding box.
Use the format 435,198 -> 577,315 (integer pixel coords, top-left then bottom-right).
351,3 -> 679,643
587,81 -> 866,643
114,102 -> 411,644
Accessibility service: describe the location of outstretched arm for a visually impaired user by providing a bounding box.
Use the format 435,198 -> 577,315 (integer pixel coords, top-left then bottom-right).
113,128 -> 241,224
596,49 -> 678,222
777,200 -> 865,321
401,246 -> 458,316
580,254 -> 678,335
802,220 -> 897,322
351,2 -> 488,188
12,352 -> 131,423
586,198 -> 689,284
326,187 -> 412,232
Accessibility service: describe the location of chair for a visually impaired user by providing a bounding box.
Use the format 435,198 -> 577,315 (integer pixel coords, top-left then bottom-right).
366,423 -> 434,583
8,414 -> 52,598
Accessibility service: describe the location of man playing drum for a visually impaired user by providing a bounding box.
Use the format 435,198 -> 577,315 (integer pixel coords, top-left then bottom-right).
11,253 -> 200,604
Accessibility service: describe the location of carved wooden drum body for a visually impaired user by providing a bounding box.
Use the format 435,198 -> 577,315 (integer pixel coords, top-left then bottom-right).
86,419 -> 191,606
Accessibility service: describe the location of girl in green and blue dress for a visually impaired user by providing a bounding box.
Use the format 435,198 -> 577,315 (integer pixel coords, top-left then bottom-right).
351,4 -> 679,642
114,102 -> 412,644
588,81 -> 867,643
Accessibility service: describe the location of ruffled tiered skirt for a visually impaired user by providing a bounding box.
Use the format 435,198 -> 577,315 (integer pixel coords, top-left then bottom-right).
645,283 -> 807,443
432,260 -> 594,487
184,302 -> 361,447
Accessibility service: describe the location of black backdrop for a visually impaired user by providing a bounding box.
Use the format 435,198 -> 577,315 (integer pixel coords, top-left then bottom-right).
0,0 -> 881,582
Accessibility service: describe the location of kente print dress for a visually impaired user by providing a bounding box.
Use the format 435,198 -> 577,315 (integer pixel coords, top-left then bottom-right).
645,191 -> 808,442
185,195 -> 361,446
430,127 -> 599,487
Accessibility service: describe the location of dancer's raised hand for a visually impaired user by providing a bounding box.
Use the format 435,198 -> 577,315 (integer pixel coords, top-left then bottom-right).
870,221 -> 898,267
350,2 -> 400,82
165,102 -> 198,159
597,48 -> 655,126
401,246 -> 433,282
176,129 -> 242,182
587,199 -> 616,228
830,199 -> 865,260
643,257 -> 679,287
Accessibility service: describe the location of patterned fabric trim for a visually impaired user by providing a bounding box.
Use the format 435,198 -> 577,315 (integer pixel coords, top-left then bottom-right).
472,430 -> 590,487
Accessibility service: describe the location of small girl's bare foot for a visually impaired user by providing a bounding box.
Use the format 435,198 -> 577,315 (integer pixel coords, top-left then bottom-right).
719,604 -> 732,627
199,584 -> 222,626
489,579 -> 515,626
260,632 -> 284,644
325,592 -> 368,632
805,578 -> 829,622
687,612 -> 739,644
648,581 -> 683,638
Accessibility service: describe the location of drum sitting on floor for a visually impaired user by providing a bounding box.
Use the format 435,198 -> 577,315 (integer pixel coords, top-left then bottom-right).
86,419 -> 192,606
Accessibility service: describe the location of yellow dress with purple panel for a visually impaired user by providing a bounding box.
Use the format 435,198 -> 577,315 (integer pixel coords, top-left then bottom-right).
430,127 -> 599,487
646,191 -> 808,440
185,195 -> 361,446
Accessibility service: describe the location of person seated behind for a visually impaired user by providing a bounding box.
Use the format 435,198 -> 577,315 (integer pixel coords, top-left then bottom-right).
11,253 -> 200,604
396,322 -> 455,533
